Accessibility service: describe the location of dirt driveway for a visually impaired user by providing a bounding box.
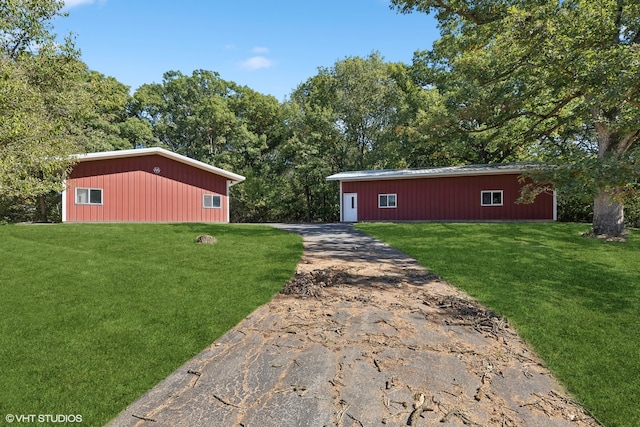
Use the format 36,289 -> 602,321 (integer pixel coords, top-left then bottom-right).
107,223 -> 599,427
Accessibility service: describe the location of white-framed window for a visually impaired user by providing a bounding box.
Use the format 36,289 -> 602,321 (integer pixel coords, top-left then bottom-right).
203,194 -> 222,209
378,194 -> 397,208
481,190 -> 503,206
75,188 -> 103,205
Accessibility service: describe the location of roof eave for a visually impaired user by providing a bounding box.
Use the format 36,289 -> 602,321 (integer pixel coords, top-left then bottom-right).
326,164 -> 540,182
74,147 -> 246,184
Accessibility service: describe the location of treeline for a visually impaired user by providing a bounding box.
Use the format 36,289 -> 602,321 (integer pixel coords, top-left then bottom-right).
2,44 -> 528,223
129,54 -> 521,223
2,1 -> 640,231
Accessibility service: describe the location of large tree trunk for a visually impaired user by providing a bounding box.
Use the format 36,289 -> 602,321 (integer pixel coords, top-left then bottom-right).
591,119 -> 627,237
38,194 -> 47,223
304,185 -> 312,223
592,189 -> 625,236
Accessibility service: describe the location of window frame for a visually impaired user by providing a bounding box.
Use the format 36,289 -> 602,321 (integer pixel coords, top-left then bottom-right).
203,194 -> 222,209
75,187 -> 103,205
378,193 -> 397,209
481,190 -> 503,206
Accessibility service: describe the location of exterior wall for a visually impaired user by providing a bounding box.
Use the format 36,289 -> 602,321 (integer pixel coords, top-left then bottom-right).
341,174 -> 554,222
65,154 -> 230,223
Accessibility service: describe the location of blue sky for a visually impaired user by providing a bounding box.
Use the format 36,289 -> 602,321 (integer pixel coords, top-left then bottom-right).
55,0 -> 440,101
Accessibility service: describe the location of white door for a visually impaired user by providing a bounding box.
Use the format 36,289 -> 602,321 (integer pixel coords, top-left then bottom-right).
343,193 -> 358,222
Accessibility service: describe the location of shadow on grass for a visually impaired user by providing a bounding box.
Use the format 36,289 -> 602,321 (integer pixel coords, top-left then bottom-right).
362,222 -> 638,316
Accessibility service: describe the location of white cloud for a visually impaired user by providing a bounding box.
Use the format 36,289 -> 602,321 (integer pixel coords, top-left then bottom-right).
240,56 -> 274,70
252,46 -> 269,54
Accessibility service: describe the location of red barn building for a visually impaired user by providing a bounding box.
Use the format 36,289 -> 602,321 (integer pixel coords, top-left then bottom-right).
326,164 -> 556,222
62,147 -> 245,223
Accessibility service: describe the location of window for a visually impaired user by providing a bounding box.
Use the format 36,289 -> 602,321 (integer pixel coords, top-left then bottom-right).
203,194 -> 222,209
481,190 -> 503,206
75,188 -> 103,205
378,194 -> 397,208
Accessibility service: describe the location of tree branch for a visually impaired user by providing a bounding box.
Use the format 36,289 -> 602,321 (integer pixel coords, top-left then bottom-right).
614,0 -> 624,45
521,91 -> 582,136
616,129 -> 640,155
396,0 -> 502,26
626,97 -> 640,109
431,0 -> 489,25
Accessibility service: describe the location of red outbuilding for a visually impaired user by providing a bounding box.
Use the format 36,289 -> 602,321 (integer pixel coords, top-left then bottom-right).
326,164 -> 556,222
62,147 -> 245,223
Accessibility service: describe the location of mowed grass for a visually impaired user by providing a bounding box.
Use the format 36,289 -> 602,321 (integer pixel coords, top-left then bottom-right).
357,222 -> 640,427
0,223 -> 302,426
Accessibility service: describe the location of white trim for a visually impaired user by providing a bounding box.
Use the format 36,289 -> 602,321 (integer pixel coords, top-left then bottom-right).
378,193 -> 397,208
339,181 -> 343,222
203,194 -> 222,209
73,147 -> 245,185
553,190 -> 558,221
75,187 -> 103,205
226,180 -> 231,223
481,190 -> 503,206
61,180 -> 67,222
327,163 -> 538,182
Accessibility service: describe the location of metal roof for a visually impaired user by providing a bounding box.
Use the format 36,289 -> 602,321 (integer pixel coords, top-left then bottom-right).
326,163 -> 538,182
74,147 -> 246,185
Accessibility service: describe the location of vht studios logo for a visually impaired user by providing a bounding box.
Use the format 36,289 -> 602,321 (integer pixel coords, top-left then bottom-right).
5,414 -> 83,423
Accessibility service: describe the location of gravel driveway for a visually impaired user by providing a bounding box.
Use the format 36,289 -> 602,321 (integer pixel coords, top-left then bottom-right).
107,223 -> 599,427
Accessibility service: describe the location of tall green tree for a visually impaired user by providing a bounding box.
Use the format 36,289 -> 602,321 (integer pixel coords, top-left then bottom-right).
0,51 -> 76,200
131,70 -> 292,222
225,86 -> 294,222
71,71 -> 154,153
0,0 -> 65,60
0,0 -> 87,221
392,0 -> 640,236
408,49 -> 537,165
281,100 -> 343,222
1,0 -> 147,222
286,53 -> 425,221
132,70 -> 263,170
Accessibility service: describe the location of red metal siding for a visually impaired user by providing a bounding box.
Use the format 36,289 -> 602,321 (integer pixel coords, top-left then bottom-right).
342,174 -> 554,221
65,154 -> 229,222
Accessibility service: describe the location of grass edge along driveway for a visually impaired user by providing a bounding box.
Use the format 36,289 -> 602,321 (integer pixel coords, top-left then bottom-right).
357,222 -> 640,427
0,223 -> 302,426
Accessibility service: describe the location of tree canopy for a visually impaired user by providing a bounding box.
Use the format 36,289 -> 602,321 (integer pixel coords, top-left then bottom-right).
285,52 -> 434,221
4,0 -> 640,229
392,0 -> 640,236
131,70 -> 293,222
1,1 -> 80,215
1,0 -> 153,221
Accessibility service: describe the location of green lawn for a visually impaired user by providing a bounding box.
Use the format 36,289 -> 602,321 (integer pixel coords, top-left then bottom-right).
357,222 -> 640,427
0,223 -> 302,426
